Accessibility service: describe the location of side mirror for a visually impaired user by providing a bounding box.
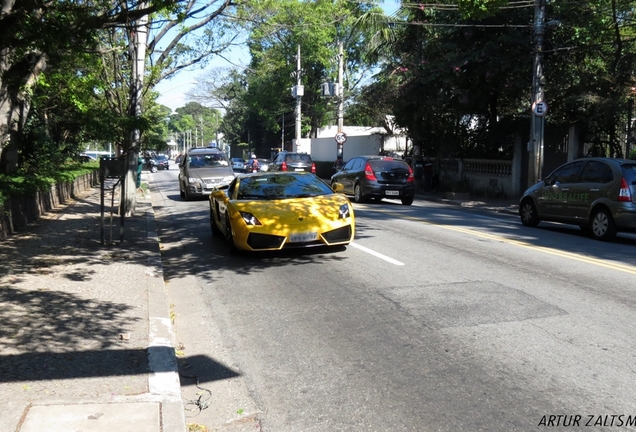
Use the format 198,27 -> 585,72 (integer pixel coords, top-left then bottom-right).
211,190 -> 227,200
331,182 -> 345,193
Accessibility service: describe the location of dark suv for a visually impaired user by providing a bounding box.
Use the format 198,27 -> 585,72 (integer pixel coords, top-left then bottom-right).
178,147 -> 235,200
519,157 -> 636,240
269,152 -> 316,173
330,155 -> 415,205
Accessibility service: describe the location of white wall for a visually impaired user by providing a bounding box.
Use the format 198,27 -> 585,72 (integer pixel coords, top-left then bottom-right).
309,135 -> 382,162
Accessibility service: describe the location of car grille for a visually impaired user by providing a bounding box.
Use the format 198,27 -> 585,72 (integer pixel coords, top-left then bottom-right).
202,178 -> 222,185
247,233 -> 285,249
321,226 -> 352,244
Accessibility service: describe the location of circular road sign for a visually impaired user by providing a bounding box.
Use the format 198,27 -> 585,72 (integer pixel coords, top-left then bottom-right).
532,100 -> 548,117
335,132 -> 347,144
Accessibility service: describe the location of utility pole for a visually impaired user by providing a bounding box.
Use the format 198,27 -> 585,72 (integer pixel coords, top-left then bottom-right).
336,41 -> 345,161
291,45 -> 304,151
337,41 -> 344,134
529,0 -> 546,184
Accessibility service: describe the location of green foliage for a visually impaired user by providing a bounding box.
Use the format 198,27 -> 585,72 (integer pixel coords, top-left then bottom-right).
0,163 -> 97,207
211,0 -> 381,155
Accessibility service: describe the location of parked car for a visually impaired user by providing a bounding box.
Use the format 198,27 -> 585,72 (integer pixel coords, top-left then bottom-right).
330,155 -> 415,205
231,157 -> 246,172
178,147 -> 235,200
519,157 -> 636,240
256,158 -> 272,172
79,153 -> 97,163
151,154 -> 170,172
269,151 -> 316,173
209,172 -> 354,252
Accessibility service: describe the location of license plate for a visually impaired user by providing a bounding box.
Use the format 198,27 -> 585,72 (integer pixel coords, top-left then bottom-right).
290,232 -> 317,243
385,190 -> 400,196
294,168 -> 304,172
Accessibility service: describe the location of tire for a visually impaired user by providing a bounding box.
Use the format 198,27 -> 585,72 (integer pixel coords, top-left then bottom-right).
353,183 -> 365,203
590,208 -> 617,241
210,206 -> 221,237
401,196 -> 414,206
150,165 -> 158,173
519,198 -> 540,227
179,180 -> 185,198
225,214 -> 239,253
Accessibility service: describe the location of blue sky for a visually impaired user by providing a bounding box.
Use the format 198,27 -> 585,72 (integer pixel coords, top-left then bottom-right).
155,1 -> 402,112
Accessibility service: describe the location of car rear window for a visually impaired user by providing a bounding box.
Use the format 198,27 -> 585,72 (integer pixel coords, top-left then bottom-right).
285,154 -> 312,163
621,164 -> 636,183
368,159 -> 409,171
237,174 -> 332,199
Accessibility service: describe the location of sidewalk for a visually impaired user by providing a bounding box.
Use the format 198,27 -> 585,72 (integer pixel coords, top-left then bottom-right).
0,175 -> 185,432
416,190 -> 519,215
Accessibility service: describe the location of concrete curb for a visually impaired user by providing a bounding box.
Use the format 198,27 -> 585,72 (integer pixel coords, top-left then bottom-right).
141,184 -> 187,432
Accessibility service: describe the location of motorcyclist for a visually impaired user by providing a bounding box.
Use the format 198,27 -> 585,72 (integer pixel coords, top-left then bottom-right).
247,155 -> 259,172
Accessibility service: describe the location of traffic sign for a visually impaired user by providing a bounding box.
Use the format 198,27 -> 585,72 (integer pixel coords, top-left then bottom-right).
532,100 -> 548,117
335,132 -> 347,144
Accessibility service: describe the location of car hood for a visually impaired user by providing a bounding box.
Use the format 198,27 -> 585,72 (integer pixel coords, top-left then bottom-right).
232,195 -> 351,225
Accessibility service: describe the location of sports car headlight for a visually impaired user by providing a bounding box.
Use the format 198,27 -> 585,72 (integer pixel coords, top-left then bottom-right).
338,203 -> 351,219
240,212 -> 262,226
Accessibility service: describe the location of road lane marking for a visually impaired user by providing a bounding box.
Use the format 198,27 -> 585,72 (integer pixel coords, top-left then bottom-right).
367,208 -> 636,275
350,242 -> 405,266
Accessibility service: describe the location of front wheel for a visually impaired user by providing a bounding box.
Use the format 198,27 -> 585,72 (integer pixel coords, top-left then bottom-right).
519,198 -> 540,227
210,206 -> 221,237
150,165 -> 158,173
590,208 -> 617,241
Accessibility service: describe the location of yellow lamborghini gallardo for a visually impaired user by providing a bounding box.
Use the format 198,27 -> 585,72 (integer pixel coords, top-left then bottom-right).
209,172 -> 355,252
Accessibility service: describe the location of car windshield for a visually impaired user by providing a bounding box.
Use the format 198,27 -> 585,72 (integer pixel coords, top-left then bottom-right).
155,155 -> 168,161
236,174 -> 332,200
188,153 -> 229,168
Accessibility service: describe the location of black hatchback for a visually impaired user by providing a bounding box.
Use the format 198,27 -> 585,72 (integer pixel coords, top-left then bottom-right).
330,155 -> 415,205
269,151 -> 316,173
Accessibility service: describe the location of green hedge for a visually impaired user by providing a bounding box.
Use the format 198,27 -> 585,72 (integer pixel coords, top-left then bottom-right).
0,162 -> 98,207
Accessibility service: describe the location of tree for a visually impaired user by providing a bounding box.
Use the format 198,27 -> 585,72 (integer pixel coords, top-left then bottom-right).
0,0 -> 240,172
0,0 -> 182,171
191,0 -> 382,157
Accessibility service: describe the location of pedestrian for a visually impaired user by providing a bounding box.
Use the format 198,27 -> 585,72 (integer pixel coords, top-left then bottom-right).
333,156 -> 344,171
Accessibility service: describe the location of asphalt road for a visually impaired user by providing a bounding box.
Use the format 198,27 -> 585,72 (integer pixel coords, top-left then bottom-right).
149,165 -> 636,432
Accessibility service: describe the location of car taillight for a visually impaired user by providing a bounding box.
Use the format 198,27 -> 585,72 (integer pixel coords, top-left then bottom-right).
365,163 -> 377,181
281,161 -> 287,171
311,162 -> 316,174
407,165 -> 414,182
618,177 -> 632,202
